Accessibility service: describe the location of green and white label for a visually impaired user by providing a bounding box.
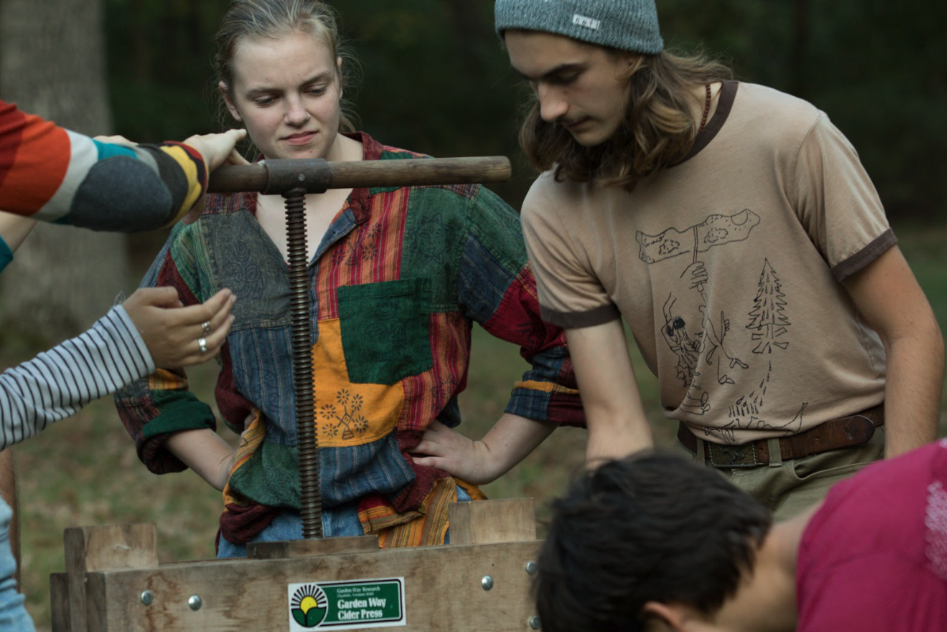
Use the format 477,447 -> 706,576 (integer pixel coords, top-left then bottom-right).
288,578 -> 406,630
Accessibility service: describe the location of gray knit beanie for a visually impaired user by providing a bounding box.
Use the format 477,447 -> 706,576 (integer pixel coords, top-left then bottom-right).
495,0 -> 664,55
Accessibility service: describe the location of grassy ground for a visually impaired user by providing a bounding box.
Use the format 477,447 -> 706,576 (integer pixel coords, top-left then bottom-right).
8,223 -> 947,629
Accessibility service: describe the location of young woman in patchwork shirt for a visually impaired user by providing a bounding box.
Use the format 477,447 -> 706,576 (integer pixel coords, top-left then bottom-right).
114,0 -> 580,555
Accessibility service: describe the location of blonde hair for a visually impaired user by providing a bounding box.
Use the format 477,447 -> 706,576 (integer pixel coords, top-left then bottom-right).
519,50 -> 731,191
213,0 -> 357,133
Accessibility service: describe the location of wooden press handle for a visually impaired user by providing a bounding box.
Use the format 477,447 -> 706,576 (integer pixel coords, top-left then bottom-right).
208,156 -> 511,194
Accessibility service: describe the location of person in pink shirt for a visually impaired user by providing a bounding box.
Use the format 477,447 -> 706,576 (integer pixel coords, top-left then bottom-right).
534,441 -> 947,632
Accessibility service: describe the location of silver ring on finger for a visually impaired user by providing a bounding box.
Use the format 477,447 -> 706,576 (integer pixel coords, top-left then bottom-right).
201,321 -> 212,335
198,337 -> 208,354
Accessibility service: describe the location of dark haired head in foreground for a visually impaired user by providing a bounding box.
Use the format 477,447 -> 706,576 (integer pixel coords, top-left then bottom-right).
534,445 -> 947,632
535,452 -> 775,632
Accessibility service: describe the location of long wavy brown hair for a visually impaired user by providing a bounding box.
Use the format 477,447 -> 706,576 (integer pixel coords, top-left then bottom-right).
519,50 -> 732,191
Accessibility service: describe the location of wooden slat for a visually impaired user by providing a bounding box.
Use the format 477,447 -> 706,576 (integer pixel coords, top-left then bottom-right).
60,524 -> 159,632
249,535 -> 380,560
86,541 -> 542,632
50,572 -> 70,632
449,499 -> 536,545
64,524 -> 159,573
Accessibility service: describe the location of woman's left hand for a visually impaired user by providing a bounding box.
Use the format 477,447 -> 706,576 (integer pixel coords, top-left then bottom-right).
409,421 -> 495,485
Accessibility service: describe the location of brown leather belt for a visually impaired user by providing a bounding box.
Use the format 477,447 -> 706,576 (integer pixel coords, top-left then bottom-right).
677,404 -> 884,468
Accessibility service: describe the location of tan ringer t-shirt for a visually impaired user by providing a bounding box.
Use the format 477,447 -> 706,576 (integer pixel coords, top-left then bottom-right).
521,81 -> 893,445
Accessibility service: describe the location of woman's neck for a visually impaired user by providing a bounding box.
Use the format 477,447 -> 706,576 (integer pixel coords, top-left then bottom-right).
324,132 -> 364,163
255,133 -> 364,264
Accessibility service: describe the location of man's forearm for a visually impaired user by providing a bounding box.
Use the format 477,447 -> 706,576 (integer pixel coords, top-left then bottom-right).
839,246 -> 944,458
883,332 -> 944,458
564,322 -> 653,466
585,413 -> 654,466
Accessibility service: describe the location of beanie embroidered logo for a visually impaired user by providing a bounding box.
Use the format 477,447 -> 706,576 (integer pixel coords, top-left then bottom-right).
572,14 -> 601,30
495,0 -> 664,54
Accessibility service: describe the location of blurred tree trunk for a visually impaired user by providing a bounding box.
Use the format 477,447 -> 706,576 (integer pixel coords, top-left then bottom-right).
0,0 -> 130,342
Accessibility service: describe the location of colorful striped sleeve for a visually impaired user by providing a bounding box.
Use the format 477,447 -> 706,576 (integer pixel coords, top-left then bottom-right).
0,98 -> 206,231
0,305 -> 155,450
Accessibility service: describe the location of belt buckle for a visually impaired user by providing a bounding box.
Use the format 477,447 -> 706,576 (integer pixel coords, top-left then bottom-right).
708,442 -> 761,468
843,414 -> 876,444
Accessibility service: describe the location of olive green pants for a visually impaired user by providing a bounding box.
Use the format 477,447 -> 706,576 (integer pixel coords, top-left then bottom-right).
676,426 -> 885,521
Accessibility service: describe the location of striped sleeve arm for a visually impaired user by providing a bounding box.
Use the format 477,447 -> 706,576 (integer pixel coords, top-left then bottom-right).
0,305 -> 155,450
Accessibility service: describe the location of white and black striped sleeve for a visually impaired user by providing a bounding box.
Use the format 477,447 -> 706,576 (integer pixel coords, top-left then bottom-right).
0,306 -> 155,450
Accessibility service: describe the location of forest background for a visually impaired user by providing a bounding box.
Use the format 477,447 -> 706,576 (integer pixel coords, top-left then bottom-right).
113,0 -> 947,218
0,0 -> 945,629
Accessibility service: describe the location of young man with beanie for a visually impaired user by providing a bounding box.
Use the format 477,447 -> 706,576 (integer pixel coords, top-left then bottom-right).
534,442 -> 947,631
419,0 -> 944,519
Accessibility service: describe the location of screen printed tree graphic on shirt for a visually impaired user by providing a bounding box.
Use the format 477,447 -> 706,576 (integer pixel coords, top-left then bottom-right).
746,259 -> 791,354
719,258 -> 802,439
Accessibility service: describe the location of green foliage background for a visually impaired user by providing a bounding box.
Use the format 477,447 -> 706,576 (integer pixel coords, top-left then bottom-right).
104,0 -> 947,216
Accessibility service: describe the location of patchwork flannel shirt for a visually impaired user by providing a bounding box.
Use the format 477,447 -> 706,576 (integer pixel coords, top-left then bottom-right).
115,133 -> 582,546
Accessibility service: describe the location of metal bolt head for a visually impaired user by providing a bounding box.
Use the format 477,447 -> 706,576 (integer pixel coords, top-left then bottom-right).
481,575 -> 494,591
298,174 -> 306,181
140,590 -> 153,606
529,615 -> 541,629
188,595 -> 203,611
525,561 -> 538,575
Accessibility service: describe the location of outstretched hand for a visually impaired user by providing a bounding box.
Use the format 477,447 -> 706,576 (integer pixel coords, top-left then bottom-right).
122,287 -> 236,368
94,130 -> 247,171
183,128 -> 248,171
181,129 -> 249,224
